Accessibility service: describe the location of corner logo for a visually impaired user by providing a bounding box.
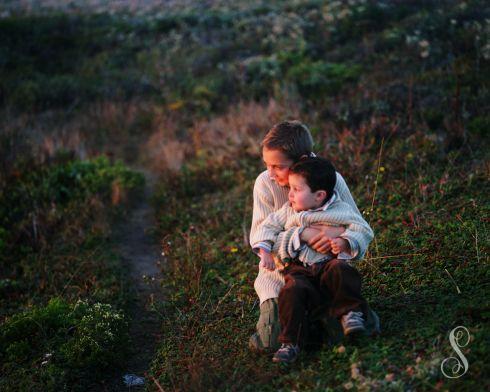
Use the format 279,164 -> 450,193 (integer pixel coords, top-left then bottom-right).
441,326 -> 470,379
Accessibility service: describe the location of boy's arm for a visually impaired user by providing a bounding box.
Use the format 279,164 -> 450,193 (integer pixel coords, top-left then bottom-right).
329,173 -> 374,259
249,174 -> 297,257
325,202 -> 373,260
300,225 -> 345,254
251,203 -> 289,253
290,200 -> 373,261
249,174 -> 275,254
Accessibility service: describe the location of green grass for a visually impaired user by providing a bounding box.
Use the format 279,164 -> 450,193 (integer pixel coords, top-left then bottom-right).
150,131 -> 489,391
1,298 -> 129,391
0,156 -> 144,390
0,0 -> 489,390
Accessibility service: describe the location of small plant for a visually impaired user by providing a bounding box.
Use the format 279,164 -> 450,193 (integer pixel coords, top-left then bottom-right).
61,300 -> 129,370
0,298 -> 129,390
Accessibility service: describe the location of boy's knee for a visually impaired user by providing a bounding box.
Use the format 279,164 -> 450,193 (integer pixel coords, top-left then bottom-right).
325,259 -> 354,275
328,259 -> 346,269
280,275 -> 310,301
283,274 -> 309,290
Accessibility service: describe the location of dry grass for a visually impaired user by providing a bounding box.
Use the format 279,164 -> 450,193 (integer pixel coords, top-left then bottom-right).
143,98 -> 302,173
2,98 -> 300,178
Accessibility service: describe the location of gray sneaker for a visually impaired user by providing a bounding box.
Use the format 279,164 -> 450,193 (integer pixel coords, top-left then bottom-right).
366,309 -> 381,336
272,343 -> 300,363
341,311 -> 366,336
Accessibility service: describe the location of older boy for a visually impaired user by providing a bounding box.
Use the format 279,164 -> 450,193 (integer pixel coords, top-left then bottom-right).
252,157 -> 373,363
249,120 -> 379,355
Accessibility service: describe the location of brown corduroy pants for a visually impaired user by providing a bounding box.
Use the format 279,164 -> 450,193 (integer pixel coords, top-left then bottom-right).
278,258 -> 368,346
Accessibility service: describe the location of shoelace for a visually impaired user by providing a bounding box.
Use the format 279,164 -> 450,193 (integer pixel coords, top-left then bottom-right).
278,344 -> 299,353
344,311 -> 364,325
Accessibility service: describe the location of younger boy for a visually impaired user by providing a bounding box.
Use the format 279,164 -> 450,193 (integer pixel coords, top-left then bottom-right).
252,157 -> 374,363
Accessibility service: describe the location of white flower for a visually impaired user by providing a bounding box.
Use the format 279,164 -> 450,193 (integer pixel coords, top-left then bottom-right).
323,13 -> 335,22
482,43 -> 490,60
338,9 -> 352,20
419,40 -> 430,48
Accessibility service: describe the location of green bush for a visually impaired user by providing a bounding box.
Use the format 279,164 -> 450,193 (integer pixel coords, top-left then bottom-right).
8,79 -> 42,110
0,156 -> 143,326
468,115 -> 490,137
1,298 -> 71,347
0,298 -> 128,389
287,60 -> 362,101
0,156 -> 144,254
60,300 -> 129,370
243,55 -> 281,99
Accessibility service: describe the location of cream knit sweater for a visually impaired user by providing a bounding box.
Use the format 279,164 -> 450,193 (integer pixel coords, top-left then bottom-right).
252,193 -> 373,266
250,170 -> 373,304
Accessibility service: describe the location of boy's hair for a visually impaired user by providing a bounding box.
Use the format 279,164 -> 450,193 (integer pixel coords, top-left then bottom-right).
261,120 -> 314,161
289,157 -> 337,200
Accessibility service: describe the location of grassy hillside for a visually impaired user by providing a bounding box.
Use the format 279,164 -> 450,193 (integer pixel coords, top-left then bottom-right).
0,0 -> 488,390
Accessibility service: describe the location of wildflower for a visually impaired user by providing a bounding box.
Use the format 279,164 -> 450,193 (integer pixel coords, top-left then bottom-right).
379,166 -> 385,172
230,247 -> 238,253
420,50 -> 430,58
323,12 -> 335,22
338,9 -> 351,20
419,40 -> 430,48
351,362 -> 361,379
482,43 -> 490,60
168,101 -> 184,111
336,345 -> 346,353
385,373 -> 396,382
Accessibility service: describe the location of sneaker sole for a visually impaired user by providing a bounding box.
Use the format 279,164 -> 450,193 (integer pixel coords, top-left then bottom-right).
343,325 -> 367,336
272,356 -> 297,364
369,310 -> 381,336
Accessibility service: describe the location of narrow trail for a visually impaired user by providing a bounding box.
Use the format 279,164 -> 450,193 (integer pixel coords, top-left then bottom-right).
110,168 -> 165,390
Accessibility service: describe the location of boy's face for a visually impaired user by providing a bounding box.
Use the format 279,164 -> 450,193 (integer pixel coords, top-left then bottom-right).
288,173 -> 326,212
262,148 -> 294,187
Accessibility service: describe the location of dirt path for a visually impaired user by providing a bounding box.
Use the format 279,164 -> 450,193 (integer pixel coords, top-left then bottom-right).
109,168 -> 164,390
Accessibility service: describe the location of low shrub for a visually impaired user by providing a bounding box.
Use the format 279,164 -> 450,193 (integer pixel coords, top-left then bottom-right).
286,60 -> 362,101
0,298 -> 128,390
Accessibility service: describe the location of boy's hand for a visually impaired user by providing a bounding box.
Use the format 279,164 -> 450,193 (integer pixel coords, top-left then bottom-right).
259,250 -> 276,271
302,225 -> 346,254
330,237 -> 350,255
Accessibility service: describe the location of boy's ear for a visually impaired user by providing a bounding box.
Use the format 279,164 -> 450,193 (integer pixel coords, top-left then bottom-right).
315,190 -> 327,203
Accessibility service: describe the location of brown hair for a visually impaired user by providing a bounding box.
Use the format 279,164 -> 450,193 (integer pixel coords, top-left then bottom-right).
289,157 -> 336,201
261,120 -> 314,161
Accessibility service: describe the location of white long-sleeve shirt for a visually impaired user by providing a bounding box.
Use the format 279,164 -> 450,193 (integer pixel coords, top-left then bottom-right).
249,170 -> 373,304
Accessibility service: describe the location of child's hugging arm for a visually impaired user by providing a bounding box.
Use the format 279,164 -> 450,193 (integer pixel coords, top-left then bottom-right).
249,176 -> 300,268
313,201 -> 373,261
333,174 -> 374,259
251,203 -> 289,260
278,201 -> 373,262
